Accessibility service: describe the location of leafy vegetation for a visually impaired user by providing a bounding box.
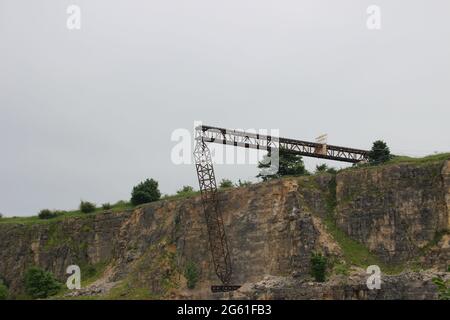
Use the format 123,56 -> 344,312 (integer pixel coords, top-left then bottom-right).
79,201 -> 96,213
332,261 -> 350,276
219,179 -> 234,189
257,149 -> 308,181
101,203 -> 112,210
0,280 -> 8,300
184,262 -> 199,289
236,179 -> 252,187
131,178 -> 161,205
432,277 -> 450,300
24,267 -> 61,299
310,252 -> 327,282
368,140 -> 392,164
38,209 -> 57,220
315,164 -> 337,174
387,153 -> 450,165
176,186 -> 196,197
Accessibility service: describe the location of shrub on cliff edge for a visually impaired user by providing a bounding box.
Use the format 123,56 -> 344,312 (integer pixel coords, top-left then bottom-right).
79,201 -> 96,213
184,262 -> 199,289
257,149 -> 308,181
131,178 -> 161,205
24,267 -> 61,299
38,209 -> 57,220
102,203 -> 112,210
368,140 -> 392,165
311,252 -> 327,282
0,280 -> 8,300
219,179 -> 234,189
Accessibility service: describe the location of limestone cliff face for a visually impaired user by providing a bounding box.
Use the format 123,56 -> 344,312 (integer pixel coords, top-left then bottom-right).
335,160 -> 449,266
0,160 -> 448,299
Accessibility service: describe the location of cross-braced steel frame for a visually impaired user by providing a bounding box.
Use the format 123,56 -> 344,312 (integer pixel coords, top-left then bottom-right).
193,138 -> 232,285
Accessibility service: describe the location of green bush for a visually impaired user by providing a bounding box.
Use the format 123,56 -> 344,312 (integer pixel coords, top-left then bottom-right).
131,178 -> 161,205
432,277 -> 450,300
219,179 -> 234,189
257,149 -> 308,181
368,140 -> 392,165
310,252 -> 327,282
315,164 -> 337,175
38,209 -> 57,220
102,203 -> 112,210
24,267 -> 61,299
184,262 -> 199,289
176,186 -> 195,196
236,179 -> 252,187
0,280 -> 8,300
80,201 -> 96,213
53,210 -> 67,217
333,262 -> 349,276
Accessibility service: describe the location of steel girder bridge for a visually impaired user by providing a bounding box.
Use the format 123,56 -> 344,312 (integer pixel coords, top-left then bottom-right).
193,125 -> 369,292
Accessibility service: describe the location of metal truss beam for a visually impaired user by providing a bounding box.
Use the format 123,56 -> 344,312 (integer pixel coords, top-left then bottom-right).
196,125 -> 369,163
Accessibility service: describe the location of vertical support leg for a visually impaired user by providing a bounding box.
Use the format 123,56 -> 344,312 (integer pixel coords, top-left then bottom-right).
193,139 -> 232,285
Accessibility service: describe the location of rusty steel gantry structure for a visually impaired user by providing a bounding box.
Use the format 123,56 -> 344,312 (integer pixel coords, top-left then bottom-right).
193,125 -> 369,291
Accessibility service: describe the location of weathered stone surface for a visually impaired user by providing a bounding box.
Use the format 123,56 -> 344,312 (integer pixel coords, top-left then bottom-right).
0,160 -> 448,299
230,270 -> 449,300
335,161 -> 449,265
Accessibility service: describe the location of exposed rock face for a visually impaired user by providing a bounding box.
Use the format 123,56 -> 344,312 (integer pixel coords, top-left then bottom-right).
231,271 -> 450,300
0,160 -> 448,299
335,161 -> 449,267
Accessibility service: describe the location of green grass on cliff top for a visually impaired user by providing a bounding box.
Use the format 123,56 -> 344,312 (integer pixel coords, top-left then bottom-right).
387,152 -> 450,165
0,190 -> 204,225
337,152 -> 449,173
0,201 -> 135,225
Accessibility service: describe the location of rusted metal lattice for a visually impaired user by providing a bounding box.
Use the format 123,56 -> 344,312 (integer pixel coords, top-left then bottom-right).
193,138 -> 232,286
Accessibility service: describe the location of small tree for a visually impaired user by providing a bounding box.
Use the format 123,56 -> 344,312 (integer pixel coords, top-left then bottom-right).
24,267 -> 61,299
102,203 -> 112,210
236,179 -> 252,187
38,209 -> 56,220
0,280 -> 8,300
176,186 -> 195,196
310,252 -> 327,282
368,140 -> 392,165
131,178 -> 161,205
257,149 -> 308,181
315,164 -> 337,174
432,277 -> 450,300
315,164 -> 328,173
219,179 -> 234,189
80,201 -> 96,213
184,262 -> 199,289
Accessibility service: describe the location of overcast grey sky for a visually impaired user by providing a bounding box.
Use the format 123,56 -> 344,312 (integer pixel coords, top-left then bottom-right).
1,1 -> 449,216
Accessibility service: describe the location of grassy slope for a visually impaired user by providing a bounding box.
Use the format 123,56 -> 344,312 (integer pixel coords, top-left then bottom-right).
0,201 -> 135,225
